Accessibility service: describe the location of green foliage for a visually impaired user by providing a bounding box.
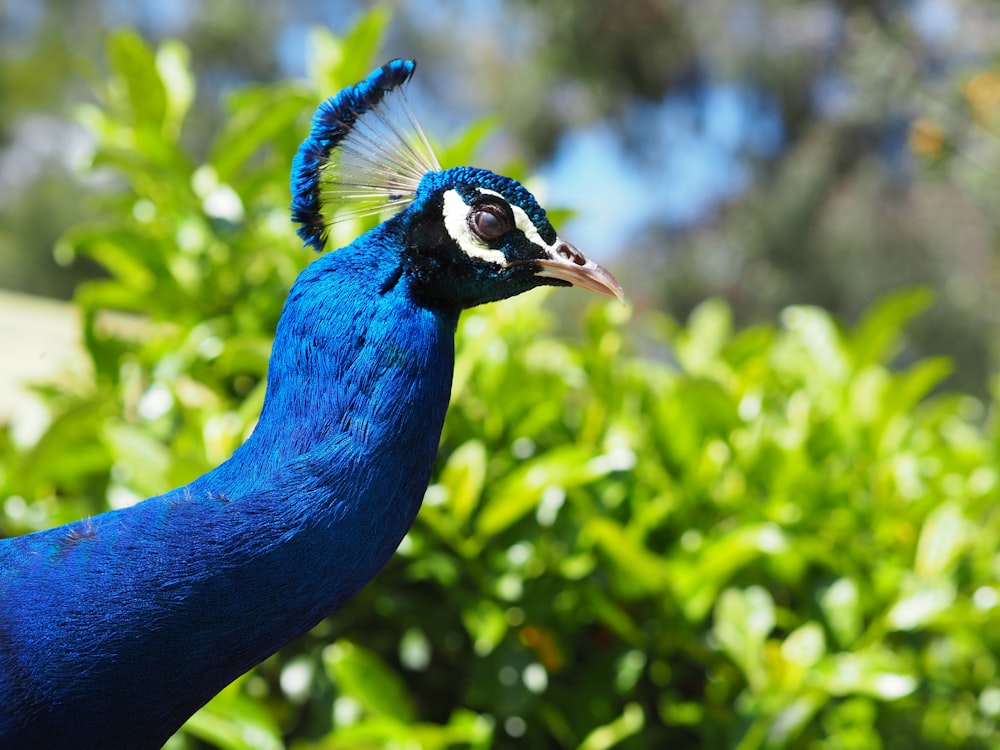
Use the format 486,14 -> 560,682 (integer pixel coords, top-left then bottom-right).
3,16 -> 1000,749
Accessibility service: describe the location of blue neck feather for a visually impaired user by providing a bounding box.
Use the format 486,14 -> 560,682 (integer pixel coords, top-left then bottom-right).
0,222 -> 456,748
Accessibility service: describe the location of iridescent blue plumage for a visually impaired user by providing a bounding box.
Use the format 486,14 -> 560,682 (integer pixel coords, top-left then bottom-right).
0,60 -> 621,748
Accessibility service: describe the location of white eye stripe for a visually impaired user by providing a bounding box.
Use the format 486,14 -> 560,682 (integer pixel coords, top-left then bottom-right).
442,190 -> 507,265
475,188 -> 555,253
440,187 -> 558,267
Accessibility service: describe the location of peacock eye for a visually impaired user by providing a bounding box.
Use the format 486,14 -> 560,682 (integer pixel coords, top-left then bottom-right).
468,199 -> 514,242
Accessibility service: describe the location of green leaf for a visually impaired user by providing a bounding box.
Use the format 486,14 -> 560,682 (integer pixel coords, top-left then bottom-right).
781,622 -> 826,669
780,305 -> 849,381
319,710 -> 493,750
850,287 -> 934,367
820,651 -> 918,701
62,224 -> 162,293
819,578 -> 863,649
104,422 -> 172,498
461,599 -> 508,656
436,117 -> 498,169
210,86 -> 310,183
886,578 -> 956,631
106,29 -> 167,129
713,586 -> 775,688
766,693 -> 827,747
475,445 -> 604,538
673,298 -> 732,375
915,501 -> 967,577
582,517 -> 669,596
335,8 -> 393,85
438,439 -> 488,528
584,588 -> 647,645
577,703 -> 644,750
323,640 -> 416,722
307,9 -> 391,96
156,40 -> 195,137
672,525 -> 788,621
891,356 -> 954,412
180,680 -> 283,750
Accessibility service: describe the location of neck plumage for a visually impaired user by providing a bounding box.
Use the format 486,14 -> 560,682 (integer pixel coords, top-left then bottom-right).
0,234 -> 458,749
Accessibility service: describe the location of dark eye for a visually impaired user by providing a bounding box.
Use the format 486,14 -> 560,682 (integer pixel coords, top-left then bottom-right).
468,200 -> 514,241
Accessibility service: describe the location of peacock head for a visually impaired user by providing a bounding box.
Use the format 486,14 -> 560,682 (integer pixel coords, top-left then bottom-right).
396,166 -> 621,308
290,59 -> 622,310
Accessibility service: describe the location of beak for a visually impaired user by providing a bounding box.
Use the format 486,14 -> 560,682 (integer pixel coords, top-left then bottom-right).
535,240 -> 625,302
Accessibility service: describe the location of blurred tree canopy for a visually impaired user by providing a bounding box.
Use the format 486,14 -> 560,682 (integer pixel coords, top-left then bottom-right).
3,4 -> 1000,749
2,0 -> 1000,390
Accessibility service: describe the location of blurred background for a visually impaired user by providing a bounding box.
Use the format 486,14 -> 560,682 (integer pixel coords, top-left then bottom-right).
3,0 -> 999,392
3,2 -> 1000,749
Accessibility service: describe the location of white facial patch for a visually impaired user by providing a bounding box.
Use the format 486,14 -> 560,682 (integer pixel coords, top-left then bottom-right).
441,188 -> 560,266
476,188 -> 559,255
442,190 -> 508,266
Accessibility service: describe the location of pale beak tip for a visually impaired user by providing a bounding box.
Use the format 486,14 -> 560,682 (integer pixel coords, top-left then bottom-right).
535,241 -> 625,304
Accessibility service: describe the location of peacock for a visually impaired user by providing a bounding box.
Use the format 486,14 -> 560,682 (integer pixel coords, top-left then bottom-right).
0,59 -> 621,748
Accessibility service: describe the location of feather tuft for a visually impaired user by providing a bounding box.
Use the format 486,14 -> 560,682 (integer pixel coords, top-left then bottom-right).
290,59 -> 441,251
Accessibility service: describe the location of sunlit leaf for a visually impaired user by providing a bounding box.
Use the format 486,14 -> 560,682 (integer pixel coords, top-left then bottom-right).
713,586 -> 775,688
576,703 -> 644,750
461,599 -> 507,656
156,40 -> 195,137
438,439 -> 487,528
210,87 -> 310,183
820,652 -> 918,701
104,422 -> 172,498
780,305 -> 849,382
819,578 -> 863,649
307,10 -> 391,96
886,579 -> 956,631
106,30 -> 167,130
673,298 -> 732,375
323,641 -> 416,723
781,622 -> 826,669
915,501 -> 968,577
181,681 -> 282,750
475,445 -> 603,538
850,287 -> 934,368
582,517 -> 669,596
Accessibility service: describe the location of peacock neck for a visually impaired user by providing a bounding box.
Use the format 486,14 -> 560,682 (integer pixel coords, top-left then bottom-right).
180,238 -> 461,668
0,239 -> 461,748
217,229 -> 459,489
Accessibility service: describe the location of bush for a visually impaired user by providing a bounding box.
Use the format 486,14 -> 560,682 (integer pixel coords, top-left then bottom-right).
3,14 -> 1000,749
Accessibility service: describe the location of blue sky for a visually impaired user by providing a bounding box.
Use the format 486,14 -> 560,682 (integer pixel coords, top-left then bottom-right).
539,85 -> 783,253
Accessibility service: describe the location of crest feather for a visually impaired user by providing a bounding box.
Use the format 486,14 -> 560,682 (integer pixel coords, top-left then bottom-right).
290,59 -> 441,251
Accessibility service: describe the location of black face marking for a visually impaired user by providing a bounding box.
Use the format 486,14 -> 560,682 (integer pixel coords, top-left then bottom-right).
467,197 -> 515,242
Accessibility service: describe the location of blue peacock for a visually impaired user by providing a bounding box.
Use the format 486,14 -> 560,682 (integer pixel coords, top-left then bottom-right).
0,60 -> 621,748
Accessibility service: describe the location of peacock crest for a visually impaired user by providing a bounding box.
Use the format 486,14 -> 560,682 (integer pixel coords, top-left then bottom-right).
290,59 -> 441,251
